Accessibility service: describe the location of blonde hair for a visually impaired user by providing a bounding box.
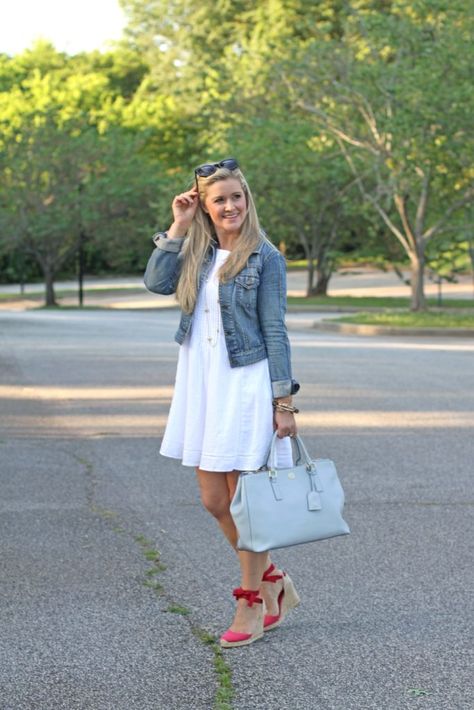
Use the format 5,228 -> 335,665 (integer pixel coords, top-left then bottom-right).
176,166 -> 262,314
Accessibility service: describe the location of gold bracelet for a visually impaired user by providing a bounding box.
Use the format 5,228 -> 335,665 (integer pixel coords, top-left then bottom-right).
273,402 -> 299,414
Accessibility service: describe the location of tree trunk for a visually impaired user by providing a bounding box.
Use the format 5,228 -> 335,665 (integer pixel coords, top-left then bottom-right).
312,268 -> 331,296
78,229 -> 87,307
44,267 -> 57,307
410,247 -> 426,311
310,234 -> 336,296
306,258 -> 315,296
296,232 -> 315,298
468,237 -> 474,298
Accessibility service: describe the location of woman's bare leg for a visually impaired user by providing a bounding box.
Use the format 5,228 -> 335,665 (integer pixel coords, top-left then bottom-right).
195,468 -> 239,548
225,471 -> 281,617
196,468 -> 281,631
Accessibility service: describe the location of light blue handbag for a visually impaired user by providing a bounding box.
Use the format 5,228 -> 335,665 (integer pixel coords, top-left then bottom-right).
230,433 -> 350,552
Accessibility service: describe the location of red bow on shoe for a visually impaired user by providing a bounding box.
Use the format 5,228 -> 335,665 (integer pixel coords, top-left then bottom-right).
232,587 -> 263,607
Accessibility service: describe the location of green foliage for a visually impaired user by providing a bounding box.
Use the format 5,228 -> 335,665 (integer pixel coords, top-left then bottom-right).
225,110 -> 383,293
0,1 -> 472,308
0,113 -> 167,301
283,0 -> 474,307
0,42 -> 181,300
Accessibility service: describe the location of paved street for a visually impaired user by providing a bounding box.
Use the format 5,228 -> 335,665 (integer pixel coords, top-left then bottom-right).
1,309 -> 473,709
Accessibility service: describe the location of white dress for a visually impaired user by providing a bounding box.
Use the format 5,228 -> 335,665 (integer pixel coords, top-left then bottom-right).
160,248 -> 292,472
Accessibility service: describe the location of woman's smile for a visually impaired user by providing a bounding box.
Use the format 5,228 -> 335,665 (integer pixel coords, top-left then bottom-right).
204,178 -> 247,237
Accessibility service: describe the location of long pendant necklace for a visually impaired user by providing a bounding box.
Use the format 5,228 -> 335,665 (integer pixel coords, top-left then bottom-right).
204,262 -> 221,347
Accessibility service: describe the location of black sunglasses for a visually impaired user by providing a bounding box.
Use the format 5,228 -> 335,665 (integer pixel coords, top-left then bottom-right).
194,158 -> 239,180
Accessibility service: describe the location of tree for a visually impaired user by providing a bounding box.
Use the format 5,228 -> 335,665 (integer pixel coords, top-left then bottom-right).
0,43 -> 180,302
227,114 -> 360,294
285,0 -> 474,309
118,0 -> 392,295
0,117 -> 173,305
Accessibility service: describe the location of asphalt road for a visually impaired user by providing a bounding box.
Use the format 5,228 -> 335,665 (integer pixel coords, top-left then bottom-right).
1,309 -> 473,710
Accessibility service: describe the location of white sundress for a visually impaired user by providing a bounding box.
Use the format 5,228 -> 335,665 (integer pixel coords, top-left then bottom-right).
160,248 -> 292,472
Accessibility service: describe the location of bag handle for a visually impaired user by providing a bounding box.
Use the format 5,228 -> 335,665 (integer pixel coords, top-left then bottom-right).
266,431 -> 313,472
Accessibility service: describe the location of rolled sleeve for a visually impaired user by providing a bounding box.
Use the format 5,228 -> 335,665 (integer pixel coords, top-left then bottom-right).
257,251 -> 295,399
153,232 -> 187,252
271,378 -> 294,398
144,233 -> 185,295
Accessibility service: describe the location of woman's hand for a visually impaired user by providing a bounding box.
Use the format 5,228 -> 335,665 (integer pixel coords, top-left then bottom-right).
273,410 -> 297,439
169,188 -> 199,236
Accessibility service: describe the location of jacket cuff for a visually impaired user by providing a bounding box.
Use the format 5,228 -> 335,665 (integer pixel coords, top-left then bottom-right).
153,232 -> 186,252
271,379 -> 293,399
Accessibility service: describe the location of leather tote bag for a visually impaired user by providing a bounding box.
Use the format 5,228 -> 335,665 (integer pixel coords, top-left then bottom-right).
230,433 -> 350,552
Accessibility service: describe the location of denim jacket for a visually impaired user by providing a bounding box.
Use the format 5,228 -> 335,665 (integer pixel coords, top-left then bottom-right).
144,232 -> 299,398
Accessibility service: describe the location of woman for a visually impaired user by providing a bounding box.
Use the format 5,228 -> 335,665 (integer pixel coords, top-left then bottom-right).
144,158 -> 300,648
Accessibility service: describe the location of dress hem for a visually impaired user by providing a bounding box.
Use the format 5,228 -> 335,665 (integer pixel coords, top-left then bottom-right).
160,447 -> 267,472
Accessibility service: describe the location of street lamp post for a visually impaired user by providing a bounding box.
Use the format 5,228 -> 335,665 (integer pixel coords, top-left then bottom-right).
78,227 -> 86,307
77,180 -> 87,308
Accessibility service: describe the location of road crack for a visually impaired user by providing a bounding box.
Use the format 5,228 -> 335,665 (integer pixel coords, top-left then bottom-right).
72,451 -> 234,710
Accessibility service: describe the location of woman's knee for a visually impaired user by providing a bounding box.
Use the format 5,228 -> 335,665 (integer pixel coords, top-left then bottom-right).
200,489 -> 230,519
196,469 -> 231,520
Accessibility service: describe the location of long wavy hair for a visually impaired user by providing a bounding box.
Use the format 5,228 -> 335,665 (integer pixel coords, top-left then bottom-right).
176,166 -> 263,314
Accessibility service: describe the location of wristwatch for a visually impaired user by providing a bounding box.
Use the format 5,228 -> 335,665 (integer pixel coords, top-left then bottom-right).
290,379 -> 300,395
152,231 -> 168,244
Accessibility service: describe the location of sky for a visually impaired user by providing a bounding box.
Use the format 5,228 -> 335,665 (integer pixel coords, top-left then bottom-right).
0,0 -> 127,56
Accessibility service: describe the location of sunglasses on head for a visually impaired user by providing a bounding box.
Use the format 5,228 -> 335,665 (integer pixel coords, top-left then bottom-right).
194,158 -> 239,180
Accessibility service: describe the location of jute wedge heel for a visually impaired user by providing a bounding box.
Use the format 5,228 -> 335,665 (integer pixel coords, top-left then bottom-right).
261,563 -> 300,631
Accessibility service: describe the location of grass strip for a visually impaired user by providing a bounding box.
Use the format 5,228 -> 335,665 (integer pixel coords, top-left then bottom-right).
193,629 -> 234,710
329,311 -> 474,328
167,604 -> 191,616
72,450 -> 236,708
288,295 -> 474,309
134,534 -> 234,708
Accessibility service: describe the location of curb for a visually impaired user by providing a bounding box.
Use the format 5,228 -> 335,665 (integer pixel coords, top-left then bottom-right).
311,321 -> 474,338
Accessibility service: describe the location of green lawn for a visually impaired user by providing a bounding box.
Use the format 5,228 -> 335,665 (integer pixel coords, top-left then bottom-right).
287,295 -> 474,309
331,311 -> 474,329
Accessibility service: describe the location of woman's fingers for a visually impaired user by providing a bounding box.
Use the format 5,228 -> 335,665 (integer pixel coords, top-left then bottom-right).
274,411 -> 297,438
173,195 -> 194,208
173,192 -> 198,209
276,428 -> 297,438
171,189 -> 199,223
173,188 -> 198,205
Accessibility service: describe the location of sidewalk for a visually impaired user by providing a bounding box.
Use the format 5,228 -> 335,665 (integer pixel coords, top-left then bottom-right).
1,268 -> 473,307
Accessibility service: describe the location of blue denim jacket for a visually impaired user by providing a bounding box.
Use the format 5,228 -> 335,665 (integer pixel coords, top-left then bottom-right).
144,233 -> 298,398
